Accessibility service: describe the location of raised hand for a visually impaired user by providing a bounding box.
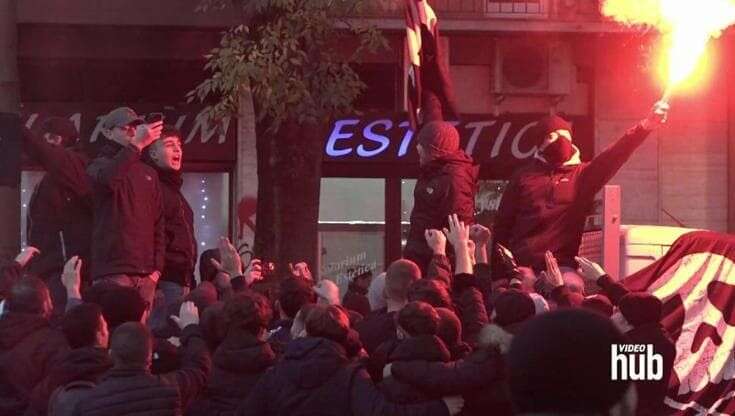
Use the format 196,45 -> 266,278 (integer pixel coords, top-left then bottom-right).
575,256 -> 607,281
211,237 -> 243,277
543,250 -> 564,288
15,246 -> 40,268
170,301 -> 199,330
130,121 -> 163,150
61,255 -> 82,298
469,224 -> 492,246
425,229 -> 447,255
443,214 -> 470,248
290,262 -> 313,281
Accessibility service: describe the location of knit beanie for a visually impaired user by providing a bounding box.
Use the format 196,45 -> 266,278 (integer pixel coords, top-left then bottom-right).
508,309 -> 630,414
618,292 -> 662,327
38,116 -> 79,147
582,294 -> 614,318
533,115 -> 572,142
493,289 -> 535,329
417,121 -> 460,159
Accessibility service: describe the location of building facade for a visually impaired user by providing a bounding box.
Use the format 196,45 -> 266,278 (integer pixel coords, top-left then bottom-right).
15,0 -> 735,280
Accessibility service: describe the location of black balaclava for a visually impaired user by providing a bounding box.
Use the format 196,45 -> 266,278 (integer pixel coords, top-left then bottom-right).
536,115 -> 574,166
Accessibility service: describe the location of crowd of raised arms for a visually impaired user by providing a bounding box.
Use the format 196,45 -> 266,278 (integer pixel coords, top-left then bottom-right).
0,105 -> 674,416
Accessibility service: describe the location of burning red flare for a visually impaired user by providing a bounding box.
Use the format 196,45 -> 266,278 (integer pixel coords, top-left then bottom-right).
602,0 -> 735,100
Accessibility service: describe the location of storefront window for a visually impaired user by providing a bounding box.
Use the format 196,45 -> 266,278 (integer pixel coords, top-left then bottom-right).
319,178 -> 385,296
400,179 -> 508,250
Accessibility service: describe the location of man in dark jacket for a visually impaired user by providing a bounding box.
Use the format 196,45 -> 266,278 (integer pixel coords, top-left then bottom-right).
355,259 -> 421,355
0,277 -> 69,415
76,303 -> 211,416
31,303 -> 112,416
493,103 -> 668,273
86,107 -> 164,309
144,125 -> 197,334
23,118 -> 92,314
187,291 -> 276,416
268,277 -> 316,356
404,121 -> 479,274
238,304 -> 461,416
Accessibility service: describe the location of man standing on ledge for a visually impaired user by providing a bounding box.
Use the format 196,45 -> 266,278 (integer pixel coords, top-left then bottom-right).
87,107 -> 164,310
493,102 -> 669,277
403,117 -> 479,274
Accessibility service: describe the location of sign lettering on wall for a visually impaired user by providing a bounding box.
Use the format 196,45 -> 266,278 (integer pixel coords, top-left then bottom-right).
323,113 -> 594,178
20,104 -> 237,163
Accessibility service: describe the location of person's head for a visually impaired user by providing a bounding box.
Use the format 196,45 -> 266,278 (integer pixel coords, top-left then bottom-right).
291,303 -> 320,339
435,307 -> 462,348
224,291 -> 273,339
618,292 -> 662,329
62,303 -> 110,349
367,272 -> 387,311
508,309 -> 636,416
528,292 -> 550,315
582,294 -> 614,318
38,117 -> 79,148
396,301 -> 439,339
147,125 -> 183,171
109,322 -> 153,369
5,277 -> 52,319
305,304 -> 351,344
536,115 -> 575,166
491,289 -> 535,331
313,279 -> 340,306
278,278 -> 315,319
408,279 -> 452,308
200,301 -> 227,351
86,284 -> 149,333
101,107 -> 143,147
385,259 -> 421,304
349,268 -> 373,293
416,121 -> 460,165
199,249 -> 221,283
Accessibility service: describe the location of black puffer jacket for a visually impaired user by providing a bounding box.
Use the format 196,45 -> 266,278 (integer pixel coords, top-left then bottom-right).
493,125 -> 651,272
404,152 -> 479,273
23,128 -> 92,280
29,347 -> 112,416
0,313 -> 70,415
391,345 -> 511,416
378,335 -> 451,403
238,337 -> 450,416
86,142 -> 165,279
77,324 -> 210,416
187,329 -> 276,416
154,168 -> 197,288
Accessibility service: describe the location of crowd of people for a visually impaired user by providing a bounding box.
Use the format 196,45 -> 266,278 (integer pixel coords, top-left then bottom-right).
0,103 -> 678,416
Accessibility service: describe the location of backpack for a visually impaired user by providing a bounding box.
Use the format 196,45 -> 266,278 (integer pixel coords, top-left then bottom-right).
47,380 -> 96,416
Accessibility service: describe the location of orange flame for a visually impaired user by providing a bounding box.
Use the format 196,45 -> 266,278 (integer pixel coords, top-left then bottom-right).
602,0 -> 735,98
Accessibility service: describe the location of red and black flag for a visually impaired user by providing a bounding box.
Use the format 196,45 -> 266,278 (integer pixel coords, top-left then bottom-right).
621,231 -> 735,414
404,0 -> 458,131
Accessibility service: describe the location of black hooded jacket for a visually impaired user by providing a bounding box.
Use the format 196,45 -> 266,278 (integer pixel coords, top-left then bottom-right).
86,141 -> 165,279
28,347 -> 113,416
187,330 -> 276,416
237,337 -> 450,416
0,313 -> 69,415
493,124 -> 651,271
22,128 -> 92,280
151,167 -> 197,288
377,335 -> 451,404
404,152 -> 479,272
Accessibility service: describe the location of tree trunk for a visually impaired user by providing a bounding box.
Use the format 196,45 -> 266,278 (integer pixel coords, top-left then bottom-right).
0,0 -> 20,260
254,119 -> 323,275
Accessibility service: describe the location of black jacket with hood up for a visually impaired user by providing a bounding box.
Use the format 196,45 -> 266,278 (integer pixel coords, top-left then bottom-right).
493,124 -> 652,271
404,151 -> 479,273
